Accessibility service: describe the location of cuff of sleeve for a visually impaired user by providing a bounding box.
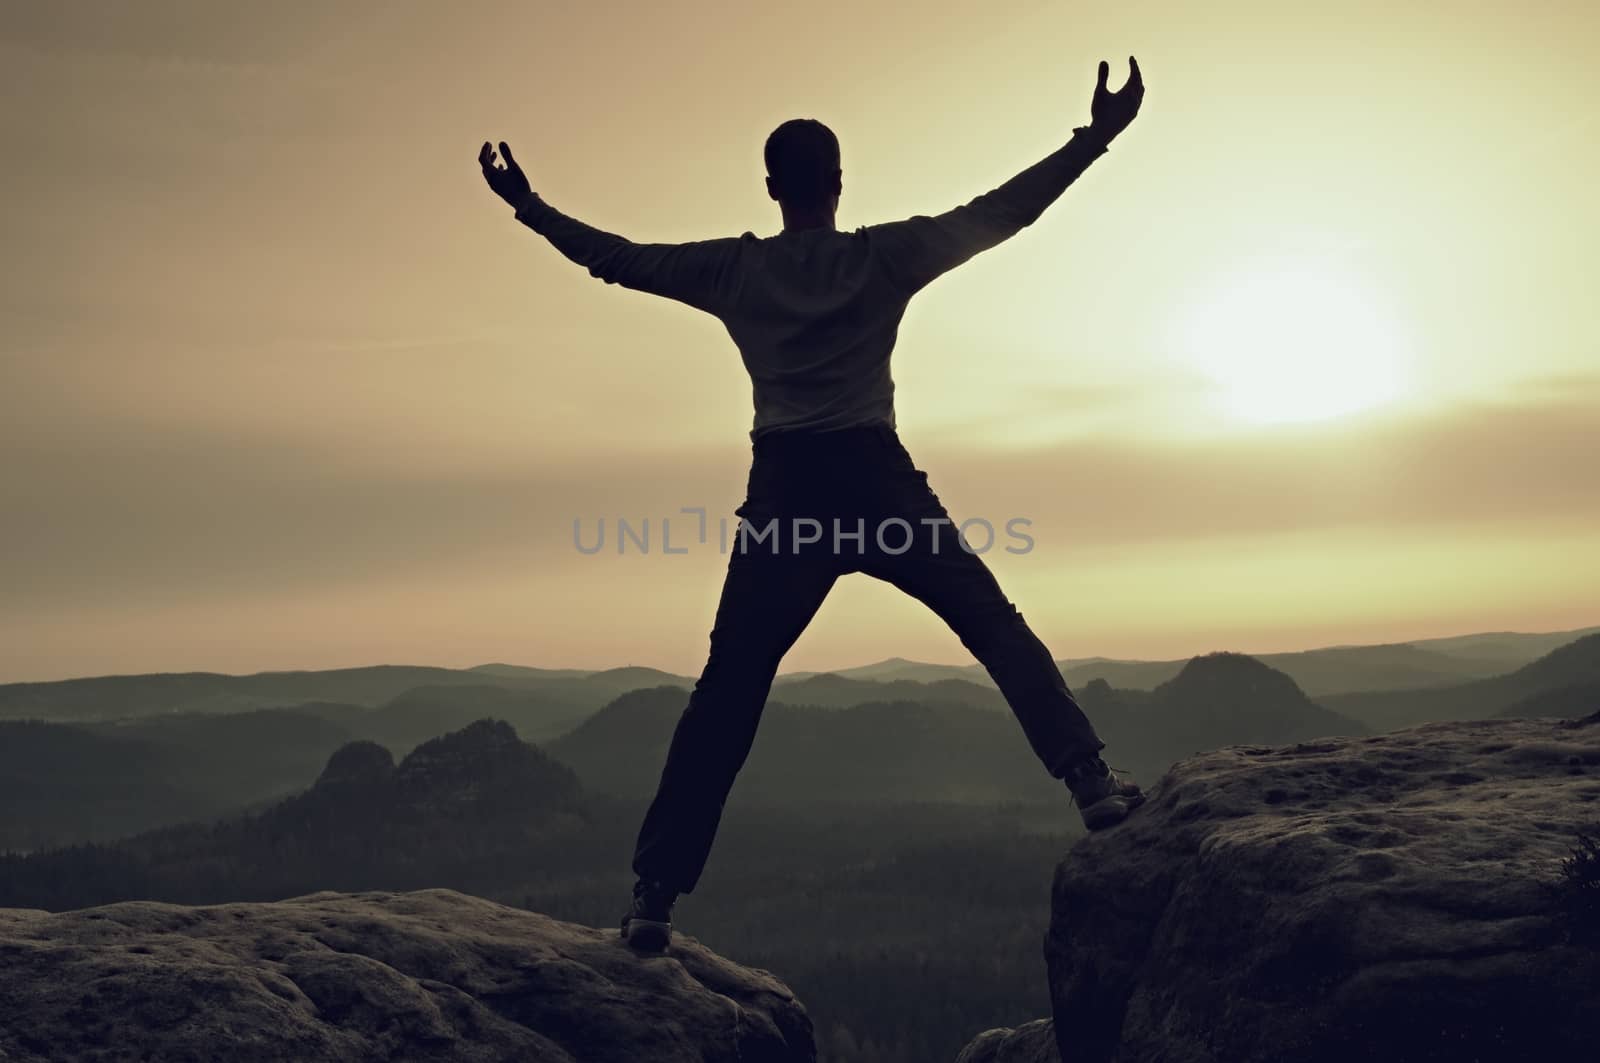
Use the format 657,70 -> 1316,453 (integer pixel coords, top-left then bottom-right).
512,191 -> 545,225
1072,125 -> 1113,153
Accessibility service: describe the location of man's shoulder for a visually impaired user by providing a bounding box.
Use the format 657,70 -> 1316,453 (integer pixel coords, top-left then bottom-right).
738,226 -> 873,242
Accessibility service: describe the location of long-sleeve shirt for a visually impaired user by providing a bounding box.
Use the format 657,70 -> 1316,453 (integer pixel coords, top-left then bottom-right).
512,127 -> 1112,438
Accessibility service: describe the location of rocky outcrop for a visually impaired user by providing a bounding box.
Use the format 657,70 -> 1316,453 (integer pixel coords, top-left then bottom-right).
0,720 -> 593,912
391,718 -> 584,814
313,740 -> 395,788
1075,655 -> 1368,787
0,888 -> 814,1063
954,1017 -> 1060,1063
1044,712 -> 1600,1062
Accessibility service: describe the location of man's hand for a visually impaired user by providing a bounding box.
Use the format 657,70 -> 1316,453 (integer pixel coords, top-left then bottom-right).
1087,56 -> 1144,142
479,140 -> 532,209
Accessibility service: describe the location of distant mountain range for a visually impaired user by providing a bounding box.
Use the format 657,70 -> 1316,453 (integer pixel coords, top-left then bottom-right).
3,625 -> 1596,855
1494,682 -> 1600,720
802,625 -> 1600,698
0,708 -> 355,851
548,654 -> 1368,807
767,673 -> 1007,713
0,720 -> 587,909
1076,652 -> 1368,780
1324,633 -> 1600,730
546,687 -> 1064,805
0,664 -> 690,727
5,625 -> 1592,725
0,648 -> 1361,907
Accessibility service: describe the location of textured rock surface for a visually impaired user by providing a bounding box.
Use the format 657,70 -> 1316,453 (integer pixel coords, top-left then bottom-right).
1045,712 -> 1600,1062
0,888 -> 814,1062
954,1017 -> 1060,1063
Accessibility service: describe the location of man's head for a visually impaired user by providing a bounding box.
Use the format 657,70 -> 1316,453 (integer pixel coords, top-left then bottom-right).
764,118 -> 841,214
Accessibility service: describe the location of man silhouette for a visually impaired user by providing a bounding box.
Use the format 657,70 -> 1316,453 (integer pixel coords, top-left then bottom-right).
481,57 -> 1147,952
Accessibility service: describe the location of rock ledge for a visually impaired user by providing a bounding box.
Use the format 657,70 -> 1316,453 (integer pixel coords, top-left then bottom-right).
0,888 -> 814,1063
1045,714 -> 1600,1062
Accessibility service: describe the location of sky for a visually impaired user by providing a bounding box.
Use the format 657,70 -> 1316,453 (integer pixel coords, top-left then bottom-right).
2,0 -> 1596,683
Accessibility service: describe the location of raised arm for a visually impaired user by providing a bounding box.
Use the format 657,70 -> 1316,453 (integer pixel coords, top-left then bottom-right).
867,57 -> 1145,296
479,141 -> 746,317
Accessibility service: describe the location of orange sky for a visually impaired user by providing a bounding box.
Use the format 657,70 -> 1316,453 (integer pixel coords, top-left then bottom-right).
2,1 -> 1596,682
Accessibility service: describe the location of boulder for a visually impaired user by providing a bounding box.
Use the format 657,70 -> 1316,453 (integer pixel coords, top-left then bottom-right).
0,888 -> 814,1062
955,1017 -> 1060,1063
1045,714 -> 1600,1062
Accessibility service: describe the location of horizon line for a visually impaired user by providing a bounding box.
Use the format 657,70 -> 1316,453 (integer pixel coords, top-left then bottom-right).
5,620 -> 1596,687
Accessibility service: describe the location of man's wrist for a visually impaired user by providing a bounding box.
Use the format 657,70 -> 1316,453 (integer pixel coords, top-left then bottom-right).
511,190 -> 542,222
1072,124 -> 1114,151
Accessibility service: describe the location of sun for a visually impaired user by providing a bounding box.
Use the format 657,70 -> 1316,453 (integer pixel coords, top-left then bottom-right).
1167,254 -> 1414,425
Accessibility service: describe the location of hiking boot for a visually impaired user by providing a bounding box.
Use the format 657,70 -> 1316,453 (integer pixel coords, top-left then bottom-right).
620,877 -> 676,952
1064,756 -> 1146,831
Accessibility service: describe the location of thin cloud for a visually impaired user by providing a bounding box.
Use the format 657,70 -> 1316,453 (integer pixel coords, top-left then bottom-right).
3,391 -> 1595,615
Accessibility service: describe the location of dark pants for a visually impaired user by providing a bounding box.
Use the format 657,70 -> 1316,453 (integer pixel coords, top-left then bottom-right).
631,423 -> 1104,893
